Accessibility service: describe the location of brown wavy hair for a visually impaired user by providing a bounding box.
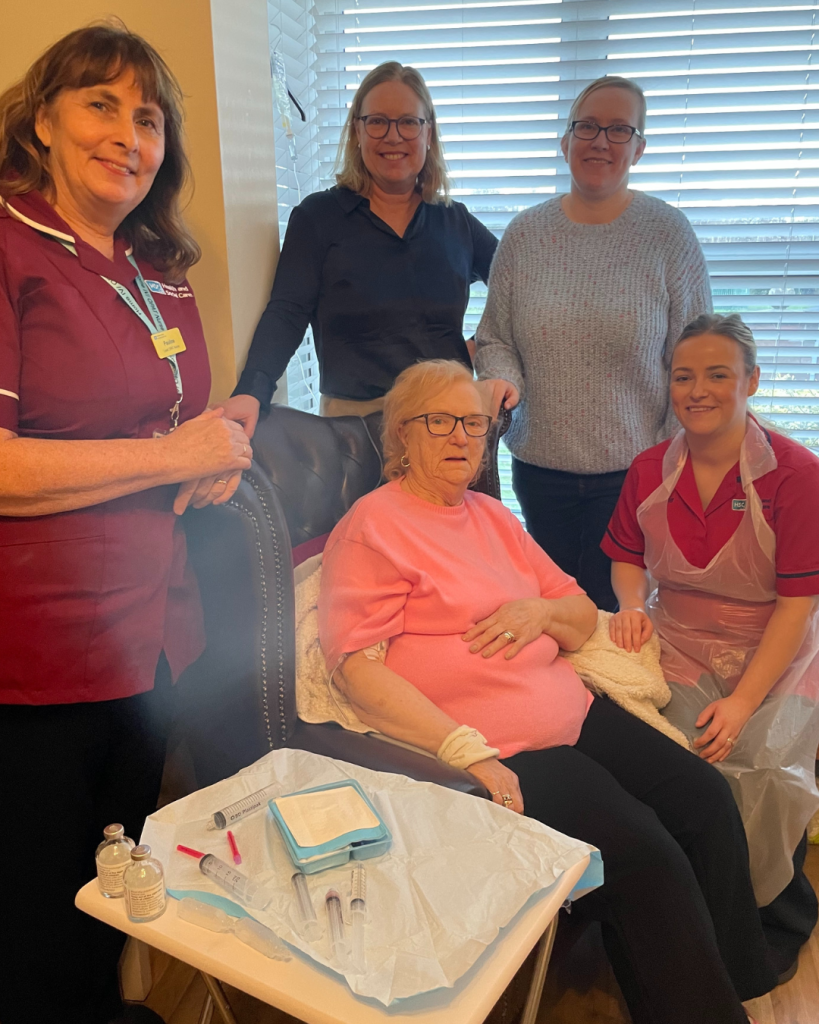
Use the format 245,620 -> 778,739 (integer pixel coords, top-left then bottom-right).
0,22 -> 200,282
335,61 -> 451,205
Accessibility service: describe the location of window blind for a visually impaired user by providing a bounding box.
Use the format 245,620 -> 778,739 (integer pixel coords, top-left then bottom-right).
310,0 -> 819,463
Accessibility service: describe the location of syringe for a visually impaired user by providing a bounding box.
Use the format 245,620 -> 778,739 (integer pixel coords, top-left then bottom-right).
291,872 -> 321,941
199,854 -> 272,911
207,783 -> 278,830
350,863 -> 366,972
177,897 -> 291,961
325,889 -> 350,967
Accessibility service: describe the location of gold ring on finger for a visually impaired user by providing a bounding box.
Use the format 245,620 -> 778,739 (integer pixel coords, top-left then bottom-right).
243,444 -> 249,456
502,794 -> 513,807
501,630 -> 516,644
726,737 -> 735,746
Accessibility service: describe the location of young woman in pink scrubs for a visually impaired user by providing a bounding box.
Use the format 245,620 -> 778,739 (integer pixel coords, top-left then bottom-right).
0,26 -> 252,1024
605,312 -> 819,984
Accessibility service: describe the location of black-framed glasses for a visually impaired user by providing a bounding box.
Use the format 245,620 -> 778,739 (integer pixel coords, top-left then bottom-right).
405,413 -> 493,437
357,114 -> 428,140
570,120 -> 643,144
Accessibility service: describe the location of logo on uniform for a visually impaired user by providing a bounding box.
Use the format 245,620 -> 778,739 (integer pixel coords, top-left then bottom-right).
732,499 -> 746,511
145,280 -> 166,295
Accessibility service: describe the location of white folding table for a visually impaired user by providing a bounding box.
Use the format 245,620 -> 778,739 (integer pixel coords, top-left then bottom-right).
77,853 -> 588,1024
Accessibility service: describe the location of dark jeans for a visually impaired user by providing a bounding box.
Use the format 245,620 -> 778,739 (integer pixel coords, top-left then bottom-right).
512,458 -> 627,611
0,656 -> 172,1024
760,831 -> 818,972
503,698 -> 777,1024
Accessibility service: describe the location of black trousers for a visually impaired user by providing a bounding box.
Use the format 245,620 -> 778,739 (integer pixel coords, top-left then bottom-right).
0,656 -> 172,1024
760,831 -> 818,972
503,698 -> 777,1024
512,457 -> 627,611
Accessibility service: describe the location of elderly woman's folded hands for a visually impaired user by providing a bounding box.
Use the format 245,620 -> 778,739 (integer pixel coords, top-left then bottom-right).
463,594 -> 597,658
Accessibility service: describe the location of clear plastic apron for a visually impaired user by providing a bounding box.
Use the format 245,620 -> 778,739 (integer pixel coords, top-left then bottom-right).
637,417 -> 819,905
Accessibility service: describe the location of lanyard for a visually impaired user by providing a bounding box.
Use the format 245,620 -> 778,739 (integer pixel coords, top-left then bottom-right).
60,241 -> 184,431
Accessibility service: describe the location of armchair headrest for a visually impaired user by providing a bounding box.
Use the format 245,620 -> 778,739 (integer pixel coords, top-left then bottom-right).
250,406 -> 384,547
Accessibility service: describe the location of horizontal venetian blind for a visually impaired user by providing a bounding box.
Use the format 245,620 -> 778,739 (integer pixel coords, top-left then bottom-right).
269,0 -> 322,412
312,0 -> 819,458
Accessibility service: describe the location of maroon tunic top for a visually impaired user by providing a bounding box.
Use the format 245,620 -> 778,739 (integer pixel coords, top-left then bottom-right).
0,191 -> 210,704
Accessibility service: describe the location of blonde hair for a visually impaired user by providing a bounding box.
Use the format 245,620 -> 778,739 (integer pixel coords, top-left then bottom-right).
565,76 -> 647,135
335,61 -> 451,205
382,360 -> 482,481
672,313 -> 758,376
0,21 -> 199,282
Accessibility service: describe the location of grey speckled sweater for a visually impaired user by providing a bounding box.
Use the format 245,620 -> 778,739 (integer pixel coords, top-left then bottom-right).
475,192 -> 712,475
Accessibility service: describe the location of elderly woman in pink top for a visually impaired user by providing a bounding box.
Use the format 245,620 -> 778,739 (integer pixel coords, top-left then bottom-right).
319,359 -> 776,1024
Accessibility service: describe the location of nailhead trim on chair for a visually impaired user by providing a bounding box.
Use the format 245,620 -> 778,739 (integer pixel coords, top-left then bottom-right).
227,476 -> 290,747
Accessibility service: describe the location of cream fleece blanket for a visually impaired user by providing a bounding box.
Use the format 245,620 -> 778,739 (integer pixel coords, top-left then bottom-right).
295,564 -> 371,733
296,566 -> 689,749
562,611 -> 689,749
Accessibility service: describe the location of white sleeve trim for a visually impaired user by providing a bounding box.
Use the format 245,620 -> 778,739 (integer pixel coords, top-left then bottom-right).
0,388 -> 19,400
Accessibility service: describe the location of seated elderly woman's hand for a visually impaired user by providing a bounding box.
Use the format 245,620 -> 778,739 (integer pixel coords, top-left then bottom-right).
463,599 -> 549,660
466,757 -> 524,814
609,608 -> 654,653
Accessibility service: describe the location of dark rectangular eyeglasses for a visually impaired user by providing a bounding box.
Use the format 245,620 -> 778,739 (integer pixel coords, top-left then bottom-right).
357,115 -> 427,140
570,121 -> 643,143
406,413 -> 493,437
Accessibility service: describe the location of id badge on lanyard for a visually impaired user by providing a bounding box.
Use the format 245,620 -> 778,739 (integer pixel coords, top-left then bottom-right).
60,242 -> 185,435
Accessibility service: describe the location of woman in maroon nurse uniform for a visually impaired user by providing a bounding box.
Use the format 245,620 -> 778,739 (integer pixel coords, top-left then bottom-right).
0,25 -> 252,1024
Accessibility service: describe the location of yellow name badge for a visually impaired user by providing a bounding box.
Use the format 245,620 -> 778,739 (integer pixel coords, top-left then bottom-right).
151,327 -> 186,359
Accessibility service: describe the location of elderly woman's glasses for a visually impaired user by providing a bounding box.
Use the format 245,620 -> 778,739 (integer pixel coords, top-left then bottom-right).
406,413 -> 492,437
357,115 -> 427,140
570,121 -> 643,144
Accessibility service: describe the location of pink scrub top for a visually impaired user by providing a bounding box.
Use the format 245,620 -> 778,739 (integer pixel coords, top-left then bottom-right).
319,479 -> 592,759
0,191 -> 210,704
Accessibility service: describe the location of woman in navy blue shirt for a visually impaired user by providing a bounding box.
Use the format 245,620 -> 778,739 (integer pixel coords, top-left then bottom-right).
224,61 -> 497,432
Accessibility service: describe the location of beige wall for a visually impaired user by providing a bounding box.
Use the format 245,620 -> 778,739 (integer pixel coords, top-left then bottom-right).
3,0 -> 279,401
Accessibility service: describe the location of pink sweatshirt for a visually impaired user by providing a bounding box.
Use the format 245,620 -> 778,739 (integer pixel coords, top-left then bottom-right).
319,480 -> 593,758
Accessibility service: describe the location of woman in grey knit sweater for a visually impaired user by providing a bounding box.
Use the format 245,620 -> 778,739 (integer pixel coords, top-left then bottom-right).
475,76 -> 712,610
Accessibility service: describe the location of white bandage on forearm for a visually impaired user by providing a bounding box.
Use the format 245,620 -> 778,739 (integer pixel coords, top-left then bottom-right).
437,725 -> 500,769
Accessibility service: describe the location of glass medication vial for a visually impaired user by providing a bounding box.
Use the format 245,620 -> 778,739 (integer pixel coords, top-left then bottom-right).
199,854 -> 272,911
95,823 -> 135,899
123,845 -> 167,923
291,872 -> 321,941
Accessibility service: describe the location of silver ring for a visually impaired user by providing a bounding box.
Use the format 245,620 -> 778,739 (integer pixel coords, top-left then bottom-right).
216,479 -> 228,486
242,444 -> 249,456
501,630 -> 516,644
490,791 -> 501,797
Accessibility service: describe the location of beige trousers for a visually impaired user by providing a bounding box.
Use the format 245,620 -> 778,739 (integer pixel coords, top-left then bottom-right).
319,395 -> 386,418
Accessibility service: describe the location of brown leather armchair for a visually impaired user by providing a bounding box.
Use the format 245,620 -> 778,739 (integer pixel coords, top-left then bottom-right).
177,405 -> 510,798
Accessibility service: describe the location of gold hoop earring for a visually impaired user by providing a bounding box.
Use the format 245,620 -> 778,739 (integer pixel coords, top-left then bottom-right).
400,454 -> 410,468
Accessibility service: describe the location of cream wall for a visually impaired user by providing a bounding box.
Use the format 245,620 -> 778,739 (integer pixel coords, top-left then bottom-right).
3,0 -> 279,401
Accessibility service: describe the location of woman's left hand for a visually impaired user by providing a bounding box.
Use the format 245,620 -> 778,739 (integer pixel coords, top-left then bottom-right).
463,599 -> 548,660
693,694 -> 756,763
173,470 -> 243,515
